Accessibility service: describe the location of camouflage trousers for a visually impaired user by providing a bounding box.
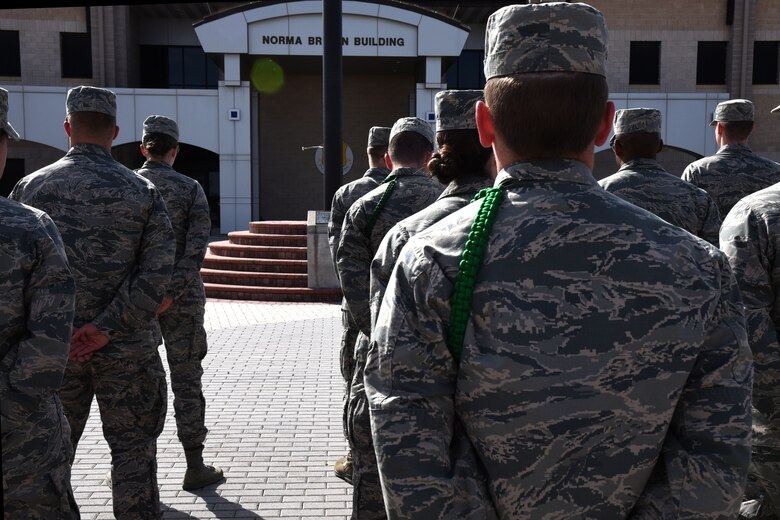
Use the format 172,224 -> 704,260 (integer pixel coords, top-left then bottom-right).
159,302 -> 208,449
3,459 -> 80,519
346,333 -> 387,520
61,348 -> 167,520
341,309 -> 360,441
741,445 -> 780,519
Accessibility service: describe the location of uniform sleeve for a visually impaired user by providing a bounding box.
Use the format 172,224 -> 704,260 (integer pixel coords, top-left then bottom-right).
8,214 -> 75,396
365,244 -> 497,519
630,255 -> 753,519
698,194 -> 722,246
91,186 -> 175,339
681,164 -> 698,186
328,190 -> 347,277
337,202 -> 373,336
720,206 -> 780,443
369,225 -> 408,332
168,183 -> 211,300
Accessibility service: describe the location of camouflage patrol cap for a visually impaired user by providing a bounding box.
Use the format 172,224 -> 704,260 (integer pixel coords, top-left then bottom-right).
484,2 -> 608,80
389,117 -> 435,146
435,89 -> 482,132
710,99 -> 753,126
0,88 -> 20,141
66,86 -> 116,117
613,108 -> 661,136
771,104 -> 780,114
367,126 -> 391,148
143,115 -> 179,142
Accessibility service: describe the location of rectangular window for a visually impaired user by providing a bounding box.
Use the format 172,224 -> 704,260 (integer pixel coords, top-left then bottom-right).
629,41 -> 661,85
445,50 -> 485,90
0,30 -> 21,77
753,41 -> 779,84
61,32 -> 92,79
139,45 -> 218,89
697,42 -> 728,85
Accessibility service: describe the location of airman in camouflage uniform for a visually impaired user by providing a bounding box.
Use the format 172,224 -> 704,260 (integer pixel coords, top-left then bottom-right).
0,88 -> 80,519
337,117 -> 442,518
721,184 -> 780,519
135,115 -> 223,491
10,86 -> 175,520
599,108 -> 721,244
370,89 -> 493,323
328,126 -> 390,484
365,4 -> 753,518
682,99 -> 780,217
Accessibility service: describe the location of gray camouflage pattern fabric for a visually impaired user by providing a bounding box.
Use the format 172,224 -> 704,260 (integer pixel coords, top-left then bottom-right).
329,166 -> 389,441
365,159 -> 753,519
613,107 -> 661,135
143,115 -> 179,141
337,166 -> 442,519
367,126 -> 390,148
599,158 -> 722,244
66,85 -> 116,117
11,143 -> 175,519
1,197 -> 79,518
435,90 -> 482,132
711,99 -> 754,125
390,117 -> 434,145
682,143 -> 780,218
720,184 -> 780,518
484,2 -> 608,79
370,175 -> 492,327
136,159 -> 211,449
0,87 -> 20,140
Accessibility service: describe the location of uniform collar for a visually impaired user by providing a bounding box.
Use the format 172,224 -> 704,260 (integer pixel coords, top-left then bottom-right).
617,157 -> 663,173
364,167 -> 389,181
495,159 -> 598,188
67,143 -> 113,158
141,159 -> 174,171
439,174 -> 492,199
717,143 -> 752,155
385,166 -> 428,181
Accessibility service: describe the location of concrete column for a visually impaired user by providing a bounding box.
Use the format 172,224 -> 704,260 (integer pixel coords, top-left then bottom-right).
728,0 -> 756,100
218,81 -> 252,233
416,56 -> 446,128
307,210 -> 338,289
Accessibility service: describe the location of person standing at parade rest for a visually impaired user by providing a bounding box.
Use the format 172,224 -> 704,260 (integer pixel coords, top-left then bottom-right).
720,101 -> 780,520
327,125 -> 390,484
135,115 -> 224,491
599,108 -> 721,245
682,99 -> 780,218
364,3 -> 753,519
337,116 -> 442,519
0,88 -> 80,519
370,89 -> 493,324
10,86 -> 175,520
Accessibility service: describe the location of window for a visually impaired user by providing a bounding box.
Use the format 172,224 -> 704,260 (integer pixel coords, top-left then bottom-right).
445,50 -> 485,90
61,32 -> 92,78
753,41 -> 779,84
0,31 -> 21,77
629,41 -> 661,85
697,42 -> 728,85
139,45 -> 218,89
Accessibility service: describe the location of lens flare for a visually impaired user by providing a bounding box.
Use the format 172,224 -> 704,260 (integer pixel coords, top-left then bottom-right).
250,58 -> 285,94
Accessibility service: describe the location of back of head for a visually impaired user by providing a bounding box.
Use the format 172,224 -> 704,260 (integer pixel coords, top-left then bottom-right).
367,126 -> 391,168
429,89 -> 492,183
611,108 -> 662,160
65,85 -> 117,141
483,2 -> 609,158
711,99 -> 754,142
388,117 -> 434,167
142,115 -> 179,158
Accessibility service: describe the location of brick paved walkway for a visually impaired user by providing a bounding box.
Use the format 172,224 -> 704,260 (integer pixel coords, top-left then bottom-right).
71,301 -> 352,519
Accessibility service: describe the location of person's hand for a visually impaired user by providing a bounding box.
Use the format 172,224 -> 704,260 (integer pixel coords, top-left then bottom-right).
157,297 -> 174,316
70,324 -> 109,361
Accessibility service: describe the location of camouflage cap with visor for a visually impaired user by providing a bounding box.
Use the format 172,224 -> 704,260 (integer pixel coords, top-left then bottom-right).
435,90 -> 483,132
610,108 -> 661,145
66,86 -> 117,118
389,117 -> 435,146
143,115 -> 179,142
710,99 -> 754,126
0,88 -> 20,141
367,126 -> 391,148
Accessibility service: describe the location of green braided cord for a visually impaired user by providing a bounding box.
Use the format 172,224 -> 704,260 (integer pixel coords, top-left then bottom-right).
366,179 -> 397,237
447,186 -> 505,362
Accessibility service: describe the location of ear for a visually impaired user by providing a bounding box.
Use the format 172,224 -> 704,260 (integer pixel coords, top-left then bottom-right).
476,100 -> 495,148
64,120 -> 72,137
594,101 -> 616,147
657,139 -> 664,153
384,152 -> 393,170
112,125 -> 120,141
139,143 -> 148,159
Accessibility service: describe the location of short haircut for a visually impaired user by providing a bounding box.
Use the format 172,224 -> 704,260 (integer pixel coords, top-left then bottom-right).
388,131 -> 433,165
367,146 -> 388,162
67,111 -> 117,136
484,72 -> 609,158
428,129 -> 492,184
613,133 -> 661,160
722,121 -> 754,142
142,132 -> 178,158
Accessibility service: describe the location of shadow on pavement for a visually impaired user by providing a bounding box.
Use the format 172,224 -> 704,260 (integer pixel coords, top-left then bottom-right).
162,491 -> 267,519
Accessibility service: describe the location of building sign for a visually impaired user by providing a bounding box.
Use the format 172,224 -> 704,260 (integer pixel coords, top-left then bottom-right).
315,143 -> 354,176
248,14 -> 418,57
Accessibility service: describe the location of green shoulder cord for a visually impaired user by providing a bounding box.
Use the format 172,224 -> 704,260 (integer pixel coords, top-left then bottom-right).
365,179 -> 397,237
447,186 -> 505,362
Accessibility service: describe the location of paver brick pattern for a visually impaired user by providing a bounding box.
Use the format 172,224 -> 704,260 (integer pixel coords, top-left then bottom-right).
71,301 -> 352,519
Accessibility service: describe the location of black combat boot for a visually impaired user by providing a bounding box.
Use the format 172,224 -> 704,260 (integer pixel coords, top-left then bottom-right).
182,445 -> 224,491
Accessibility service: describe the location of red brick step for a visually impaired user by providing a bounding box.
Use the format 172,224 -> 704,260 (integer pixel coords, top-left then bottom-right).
249,221 -> 306,235
204,283 -> 341,302
201,268 -> 307,288
208,240 -> 307,260
228,230 -> 306,247
203,252 -> 307,273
